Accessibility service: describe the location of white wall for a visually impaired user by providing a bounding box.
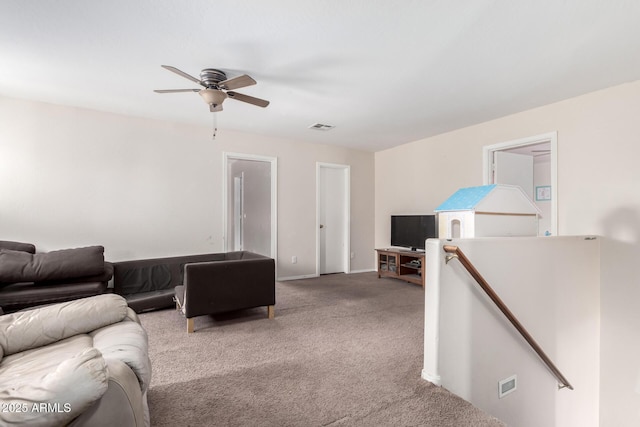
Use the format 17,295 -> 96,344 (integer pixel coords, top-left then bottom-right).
599,238 -> 640,427
375,79 -> 640,243
0,95 -> 375,279
424,237 -> 601,427
377,80 -> 640,424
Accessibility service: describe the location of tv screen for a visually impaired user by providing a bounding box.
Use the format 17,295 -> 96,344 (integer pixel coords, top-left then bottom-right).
391,215 -> 437,250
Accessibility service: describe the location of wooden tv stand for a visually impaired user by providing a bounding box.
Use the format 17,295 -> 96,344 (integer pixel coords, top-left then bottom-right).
376,248 -> 425,288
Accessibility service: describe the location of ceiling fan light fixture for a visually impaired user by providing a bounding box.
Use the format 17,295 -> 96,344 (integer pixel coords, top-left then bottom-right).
199,88 -> 227,107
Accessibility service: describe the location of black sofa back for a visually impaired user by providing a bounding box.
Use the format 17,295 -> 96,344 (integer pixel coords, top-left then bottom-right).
113,251 -> 270,313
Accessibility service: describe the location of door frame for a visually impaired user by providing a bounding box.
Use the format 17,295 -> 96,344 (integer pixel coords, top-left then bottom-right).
232,173 -> 244,250
222,152 -> 278,262
482,131 -> 558,236
316,162 -> 351,276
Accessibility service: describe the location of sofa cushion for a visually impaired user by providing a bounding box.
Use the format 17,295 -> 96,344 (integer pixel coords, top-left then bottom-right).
113,253 -> 227,296
0,343 -> 108,426
0,294 -> 128,356
116,263 -> 172,296
0,280 -> 109,313
0,241 -> 35,254
124,289 -> 175,314
0,246 -> 105,283
0,334 -> 94,380
30,261 -> 113,287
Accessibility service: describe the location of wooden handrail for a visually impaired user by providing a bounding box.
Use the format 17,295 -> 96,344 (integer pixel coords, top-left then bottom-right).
443,245 -> 574,390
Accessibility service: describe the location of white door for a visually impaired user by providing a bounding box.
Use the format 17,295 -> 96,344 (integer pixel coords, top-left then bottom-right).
318,164 -> 350,275
494,151 -> 534,200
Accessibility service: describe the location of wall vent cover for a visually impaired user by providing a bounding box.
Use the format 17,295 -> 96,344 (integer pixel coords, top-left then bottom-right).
498,375 -> 517,398
309,123 -> 335,131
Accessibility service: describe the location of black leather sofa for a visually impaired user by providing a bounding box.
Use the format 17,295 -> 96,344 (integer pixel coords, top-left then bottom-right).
0,240 -> 112,313
113,251 -> 276,321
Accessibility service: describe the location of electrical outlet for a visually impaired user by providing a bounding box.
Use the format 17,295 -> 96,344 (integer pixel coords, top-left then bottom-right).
291,256 -> 297,264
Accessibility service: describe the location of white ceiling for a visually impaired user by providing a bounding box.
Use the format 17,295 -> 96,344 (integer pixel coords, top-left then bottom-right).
2,1 -> 640,152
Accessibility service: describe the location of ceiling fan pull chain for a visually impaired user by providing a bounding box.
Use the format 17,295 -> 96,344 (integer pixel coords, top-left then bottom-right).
212,112 -> 218,140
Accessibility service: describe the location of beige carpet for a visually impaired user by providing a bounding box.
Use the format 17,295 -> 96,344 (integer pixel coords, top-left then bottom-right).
140,272 -> 504,426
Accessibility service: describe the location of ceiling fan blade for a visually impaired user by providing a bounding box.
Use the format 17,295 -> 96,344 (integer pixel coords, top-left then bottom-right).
154,89 -> 201,93
227,91 -> 269,108
161,65 -> 202,85
210,104 -> 223,112
218,74 -> 256,90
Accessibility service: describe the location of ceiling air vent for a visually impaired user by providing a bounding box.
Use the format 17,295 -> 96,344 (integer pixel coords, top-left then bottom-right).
309,123 -> 335,131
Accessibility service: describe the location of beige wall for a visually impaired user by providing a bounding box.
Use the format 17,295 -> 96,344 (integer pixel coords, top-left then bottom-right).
375,79 -> 640,246
599,237 -> 640,427
0,95 -> 375,279
377,80 -> 640,425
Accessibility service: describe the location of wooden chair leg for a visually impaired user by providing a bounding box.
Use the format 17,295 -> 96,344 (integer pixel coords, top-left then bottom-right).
267,305 -> 275,319
187,318 -> 194,333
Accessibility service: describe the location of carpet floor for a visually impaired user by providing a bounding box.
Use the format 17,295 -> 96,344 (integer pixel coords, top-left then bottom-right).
140,272 -> 504,426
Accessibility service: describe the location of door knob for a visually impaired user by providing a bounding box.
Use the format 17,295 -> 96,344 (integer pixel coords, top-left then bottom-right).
320,224 -> 324,229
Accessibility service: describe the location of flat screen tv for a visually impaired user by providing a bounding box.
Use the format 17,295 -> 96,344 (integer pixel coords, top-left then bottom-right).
391,215 -> 437,251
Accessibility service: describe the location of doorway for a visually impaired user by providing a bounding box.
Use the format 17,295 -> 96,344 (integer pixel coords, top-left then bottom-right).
223,153 -> 277,259
316,163 -> 350,275
483,132 -> 558,236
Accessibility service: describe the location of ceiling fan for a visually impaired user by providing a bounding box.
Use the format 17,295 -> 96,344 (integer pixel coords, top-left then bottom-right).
154,65 -> 269,112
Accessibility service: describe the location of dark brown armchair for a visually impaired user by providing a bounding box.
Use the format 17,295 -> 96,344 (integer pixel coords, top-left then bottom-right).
174,251 -> 275,332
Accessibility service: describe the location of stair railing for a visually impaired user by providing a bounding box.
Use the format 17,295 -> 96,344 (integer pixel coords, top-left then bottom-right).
443,245 -> 574,390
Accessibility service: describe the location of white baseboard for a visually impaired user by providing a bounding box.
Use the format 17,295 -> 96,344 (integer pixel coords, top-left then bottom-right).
278,269 -> 374,281
349,268 -> 376,274
277,274 -> 319,281
421,369 -> 441,386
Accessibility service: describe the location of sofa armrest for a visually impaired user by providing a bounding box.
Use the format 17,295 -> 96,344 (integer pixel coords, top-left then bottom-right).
0,240 -> 35,254
67,358 -> 147,427
0,347 -> 108,426
90,320 -> 152,392
182,258 -> 275,318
